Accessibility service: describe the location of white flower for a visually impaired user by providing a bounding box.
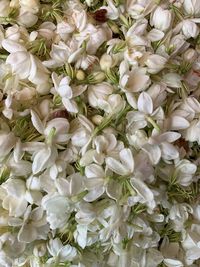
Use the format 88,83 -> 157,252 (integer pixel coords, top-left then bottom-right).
97,94 -> 125,115
147,29 -> 165,42
43,41 -> 77,68
147,83 -> 167,108
141,131 -> 180,165
129,177 -> 156,211
2,39 -> 49,84
72,9 -> 87,31
88,82 -> 113,108
17,206 -> 49,243
106,148 -> 134,176
47,238 -> 77,263
150,7 -> 172,32
42,194 -> 72,230
183,0 -> 200,16
73,224 -> 88,249
127,92 -> 164,133
145,54 -> 167,74
182,227 -> 200,264
76,24 -> 112,55
32,145 -> 58,175
120,67 -> 151,93
19,0 -> 40,14
166,115 -> 190,131
169,203 -> 193,232
163,73 -> 182,88
17,8 -> 38,28
184,119 -> 200,143
126,0 -> 154,19
183,48 -> 197,62
31,109 -> 70,143
1,179 -> 28,217
182,19 -> 200,39
56,21 -> 75,42
71,114 -> 94,148
175,159 -> 197,186
52,72 -> 87,113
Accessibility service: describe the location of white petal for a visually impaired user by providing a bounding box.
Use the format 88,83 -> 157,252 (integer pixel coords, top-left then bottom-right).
62,98 -> 78,113
157,132 -> 181,143
142,144 -> 161,165
163,259 -> 183,267
84,186 -> 105,202
147,29 -> 165,42
31,110 -> 44,134
58,77 -> 73,98
160,142 -> 179,160
119,148 -> 134,173
32,147 -> 54,174
85,164 -> 104,178
130,177 -> 154,204
138,92 -> 153,114
2,39 -> 26,53
106,157 -> 129,176
18,224 -> 37,243
169,116 -> 190,130
59,245 -> 77,261
7,52 -> 31,79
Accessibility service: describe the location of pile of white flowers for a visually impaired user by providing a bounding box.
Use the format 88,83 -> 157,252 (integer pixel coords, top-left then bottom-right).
0,0 -> 200,266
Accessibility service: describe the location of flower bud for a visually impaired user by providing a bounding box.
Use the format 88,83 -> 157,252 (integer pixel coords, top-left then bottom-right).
182,20 -> 199,39
76,69 -> 85,81
183,48 -> 197,62
151,7 -> 172,32
92,115 -> 104,125
183,0 -> 200,16
33,243 -> 46,257
100,54 -> 113,71
36,82 -> 51,95
87,71 -> 105,84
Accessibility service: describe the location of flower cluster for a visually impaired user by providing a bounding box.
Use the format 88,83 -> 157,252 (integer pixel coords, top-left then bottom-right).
0,0 -> 200,266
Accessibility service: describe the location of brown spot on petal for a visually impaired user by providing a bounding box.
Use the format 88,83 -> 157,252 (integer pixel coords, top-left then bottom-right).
174,138 -> 189,152
91,9 -> 108,23
48,109 -> 68,120
193,70 -> 200,77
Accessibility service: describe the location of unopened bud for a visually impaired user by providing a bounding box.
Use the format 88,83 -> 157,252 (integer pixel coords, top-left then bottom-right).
87,71 -> 105,84
76,69 -> 85,81
183,49 -> 197,63
100,54 -> 113,71
92,115 -> 103,125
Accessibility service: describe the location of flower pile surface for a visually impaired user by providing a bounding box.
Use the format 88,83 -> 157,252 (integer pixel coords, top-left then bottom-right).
0,0 -> 200,266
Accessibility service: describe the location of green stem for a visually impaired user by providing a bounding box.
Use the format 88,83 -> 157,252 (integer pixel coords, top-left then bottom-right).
146,116 -> 160,131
